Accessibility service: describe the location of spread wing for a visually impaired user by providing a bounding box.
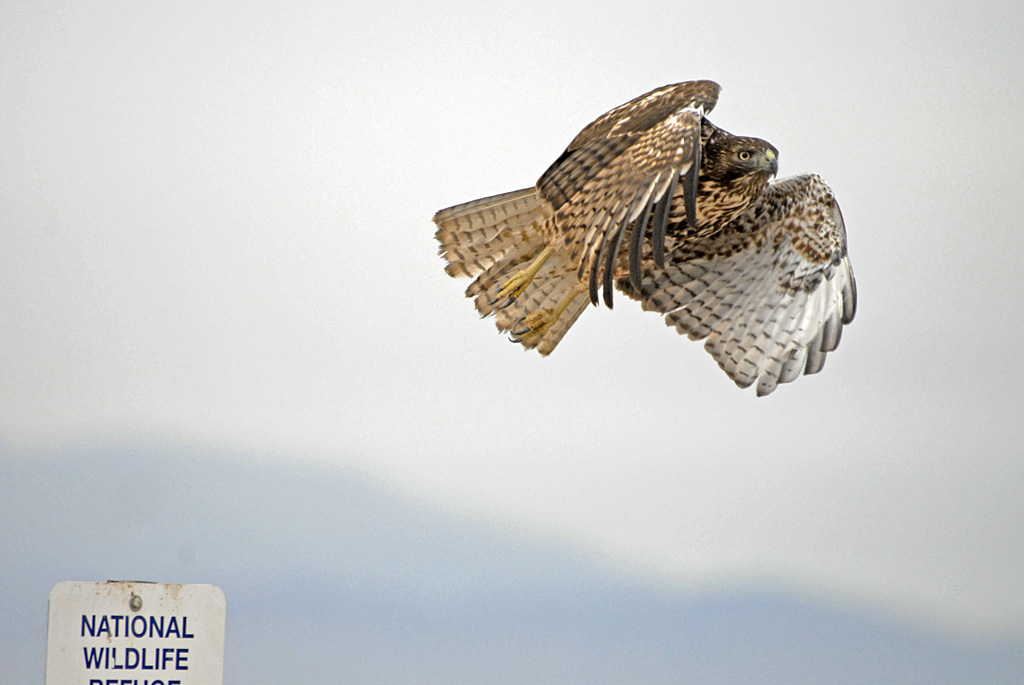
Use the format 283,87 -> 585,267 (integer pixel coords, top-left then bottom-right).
536,80 -> 721,303
624,174 -> 857,396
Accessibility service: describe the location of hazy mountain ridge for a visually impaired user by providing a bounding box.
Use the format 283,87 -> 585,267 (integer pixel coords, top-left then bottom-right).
2,441 -> 1020,684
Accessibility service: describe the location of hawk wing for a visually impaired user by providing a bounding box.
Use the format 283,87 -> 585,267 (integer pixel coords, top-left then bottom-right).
626,174 -> 857,396
536,80 -> 721,303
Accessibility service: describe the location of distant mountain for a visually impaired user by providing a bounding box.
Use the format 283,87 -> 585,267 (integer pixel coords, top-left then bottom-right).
2,442 -> 1021,684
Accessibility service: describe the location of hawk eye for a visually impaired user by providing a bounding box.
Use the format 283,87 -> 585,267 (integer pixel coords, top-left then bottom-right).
738,150 -> 752,161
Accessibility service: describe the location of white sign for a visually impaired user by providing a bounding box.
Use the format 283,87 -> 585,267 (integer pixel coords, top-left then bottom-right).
46,581 -> 226,685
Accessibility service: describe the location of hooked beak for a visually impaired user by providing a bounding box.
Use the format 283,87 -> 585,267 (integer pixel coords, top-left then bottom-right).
765,149 -> 779,177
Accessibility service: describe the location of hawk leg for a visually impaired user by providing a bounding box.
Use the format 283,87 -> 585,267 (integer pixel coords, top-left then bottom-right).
509,283 -> 586,343
490,246 -> 554,309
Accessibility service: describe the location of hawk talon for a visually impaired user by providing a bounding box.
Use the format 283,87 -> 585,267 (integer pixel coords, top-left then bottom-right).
507,286 -> 586,345
509,315 -> 532,337
508,311 -> 554,343
490,247 -> 555,310
488,286 -> 519,309
491,273 -> 530,307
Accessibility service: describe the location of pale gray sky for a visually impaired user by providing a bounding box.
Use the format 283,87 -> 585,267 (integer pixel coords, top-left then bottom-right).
2,0 -> 1023,656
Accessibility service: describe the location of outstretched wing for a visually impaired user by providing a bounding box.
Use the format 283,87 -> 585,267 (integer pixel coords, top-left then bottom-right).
536,80 -> 721,303
624,174 -> 857,396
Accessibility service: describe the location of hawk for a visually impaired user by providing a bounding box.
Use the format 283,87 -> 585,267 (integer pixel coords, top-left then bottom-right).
434,81 -> 856,396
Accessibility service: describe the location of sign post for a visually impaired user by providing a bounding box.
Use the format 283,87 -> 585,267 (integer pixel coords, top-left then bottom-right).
45,581 -> 226,685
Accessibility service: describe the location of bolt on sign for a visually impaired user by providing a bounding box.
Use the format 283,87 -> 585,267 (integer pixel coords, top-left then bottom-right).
45,581 -> 226,685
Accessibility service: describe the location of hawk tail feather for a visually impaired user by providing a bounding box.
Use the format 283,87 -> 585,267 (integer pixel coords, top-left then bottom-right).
435,188 -> 588,355
433,188 -> 548,278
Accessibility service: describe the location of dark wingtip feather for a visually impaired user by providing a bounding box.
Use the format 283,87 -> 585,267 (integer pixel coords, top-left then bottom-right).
602,212 -> 632,309
587,235 -> 604,306
683,143 -> 701,232
805,346 -> 827,375
843,272 -> 858,324
628,198 -> 654,292
588,263 -> 600,306
651,172 -> 678,270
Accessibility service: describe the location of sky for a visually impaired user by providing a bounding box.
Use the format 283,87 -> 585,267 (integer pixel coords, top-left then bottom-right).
2,0 -> 1023,679
3,445 -> 1022,683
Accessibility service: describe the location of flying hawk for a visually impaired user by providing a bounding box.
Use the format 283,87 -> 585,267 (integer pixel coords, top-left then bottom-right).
433,80 -> 856,396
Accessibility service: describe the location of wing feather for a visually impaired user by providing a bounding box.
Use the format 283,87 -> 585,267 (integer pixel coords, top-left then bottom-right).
779,346 -> 808,384
622,173 -> 857,395
537,81 -> 721,305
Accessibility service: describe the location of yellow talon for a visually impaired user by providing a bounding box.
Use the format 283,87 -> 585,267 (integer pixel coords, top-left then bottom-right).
492,246 -> 554,305
509,285 -> 585,343
511,311 -> 555,341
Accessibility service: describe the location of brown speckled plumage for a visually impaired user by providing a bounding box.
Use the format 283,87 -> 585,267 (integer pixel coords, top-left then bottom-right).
434,81 -> 856,395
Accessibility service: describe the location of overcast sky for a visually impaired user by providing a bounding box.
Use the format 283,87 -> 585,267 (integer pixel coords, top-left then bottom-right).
2,0 -> 1023,657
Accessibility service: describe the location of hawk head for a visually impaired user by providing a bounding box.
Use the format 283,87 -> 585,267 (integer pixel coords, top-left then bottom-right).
683,127 -> 780,233
704,133 -> 779,183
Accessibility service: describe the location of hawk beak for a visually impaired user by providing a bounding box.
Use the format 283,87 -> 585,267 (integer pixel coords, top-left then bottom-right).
765,150 -> 778,177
